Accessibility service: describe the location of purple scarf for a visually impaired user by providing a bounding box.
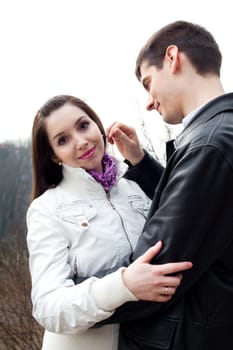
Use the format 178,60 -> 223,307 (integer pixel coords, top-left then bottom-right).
87,153 -> 117,192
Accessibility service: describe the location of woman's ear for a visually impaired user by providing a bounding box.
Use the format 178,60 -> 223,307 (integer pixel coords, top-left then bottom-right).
51,154 -> 61,165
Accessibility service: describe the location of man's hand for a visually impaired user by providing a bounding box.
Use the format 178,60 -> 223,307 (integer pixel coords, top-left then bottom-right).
106,122 -> 144,165
122,241 -> 193,302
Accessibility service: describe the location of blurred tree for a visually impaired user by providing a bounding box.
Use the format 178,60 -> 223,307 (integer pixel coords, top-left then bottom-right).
0,141 -> 32,239
0,141 -> 42,348
0,232 -> 43,350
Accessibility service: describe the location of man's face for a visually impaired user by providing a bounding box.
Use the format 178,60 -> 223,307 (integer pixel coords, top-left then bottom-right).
139,60 -> 183,124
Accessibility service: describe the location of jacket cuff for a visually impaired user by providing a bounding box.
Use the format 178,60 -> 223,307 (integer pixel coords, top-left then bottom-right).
124,149 -> 146,168
90,267 -> 138,311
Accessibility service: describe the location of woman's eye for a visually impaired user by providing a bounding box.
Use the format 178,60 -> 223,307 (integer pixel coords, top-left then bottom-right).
80,121 -> 89,130
58,136 -> 67,145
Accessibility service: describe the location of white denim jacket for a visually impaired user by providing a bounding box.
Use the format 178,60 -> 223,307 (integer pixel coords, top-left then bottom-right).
27,158 -> 151,350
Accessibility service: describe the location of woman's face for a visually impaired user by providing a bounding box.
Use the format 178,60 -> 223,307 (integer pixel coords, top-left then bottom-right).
46,103 -> 105,172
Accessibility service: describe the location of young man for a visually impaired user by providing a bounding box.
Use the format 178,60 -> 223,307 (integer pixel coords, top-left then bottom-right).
105,20 -> 233,349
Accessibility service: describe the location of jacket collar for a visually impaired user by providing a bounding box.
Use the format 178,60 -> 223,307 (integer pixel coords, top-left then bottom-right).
176,92 -> 233,147
60,157 -> 128,194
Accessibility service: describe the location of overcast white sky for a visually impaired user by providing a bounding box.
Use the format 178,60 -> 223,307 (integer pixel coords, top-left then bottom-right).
0,0 -> 233,144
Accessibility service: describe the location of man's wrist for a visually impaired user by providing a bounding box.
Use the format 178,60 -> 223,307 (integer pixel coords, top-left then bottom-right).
125,149 -> 145,167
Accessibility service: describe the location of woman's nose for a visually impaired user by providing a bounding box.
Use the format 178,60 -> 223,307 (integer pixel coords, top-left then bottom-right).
146,94 -> 155,111
75,135 -> 88,150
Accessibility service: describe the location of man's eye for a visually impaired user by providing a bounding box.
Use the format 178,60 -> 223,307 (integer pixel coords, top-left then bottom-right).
143,80 -> 150,91
145,83 -> 150,91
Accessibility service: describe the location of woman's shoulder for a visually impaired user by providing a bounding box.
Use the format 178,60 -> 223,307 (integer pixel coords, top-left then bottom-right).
27,187 -> 58,213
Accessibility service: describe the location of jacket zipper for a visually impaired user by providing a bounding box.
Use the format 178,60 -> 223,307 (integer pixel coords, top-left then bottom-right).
73,256 -> 78,283
106,191 -> 133,252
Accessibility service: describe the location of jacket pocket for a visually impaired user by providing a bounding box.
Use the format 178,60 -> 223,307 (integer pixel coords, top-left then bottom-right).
128,194 -> 151,218
121,318 -> 177,349
56,200 -> 97,231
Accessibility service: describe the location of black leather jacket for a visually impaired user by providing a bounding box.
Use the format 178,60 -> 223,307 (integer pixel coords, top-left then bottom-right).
100,93 -> 233,350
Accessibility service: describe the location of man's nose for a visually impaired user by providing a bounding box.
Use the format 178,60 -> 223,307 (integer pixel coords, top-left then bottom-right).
146,94 -> 155,111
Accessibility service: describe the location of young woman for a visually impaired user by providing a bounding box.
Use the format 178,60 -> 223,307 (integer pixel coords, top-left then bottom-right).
26,95 -> 192,350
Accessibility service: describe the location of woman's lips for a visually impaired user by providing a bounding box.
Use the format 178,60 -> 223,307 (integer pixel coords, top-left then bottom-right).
79,146 -> 96,159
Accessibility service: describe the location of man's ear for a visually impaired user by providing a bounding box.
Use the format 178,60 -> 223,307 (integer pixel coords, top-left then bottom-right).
165,45 -> 180,72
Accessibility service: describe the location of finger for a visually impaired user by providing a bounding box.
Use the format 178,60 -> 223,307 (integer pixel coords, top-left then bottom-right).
158,274 -> 184,289
107,127 -> 125,144
161,286 -> 177,296
155,294 -> 172,303
136,241 -> 163,264
156,261 -> 193,275
106,122 -> 119,143
106,121 -> 118,137
112,129 -> 129,144
108,122 -> 134,140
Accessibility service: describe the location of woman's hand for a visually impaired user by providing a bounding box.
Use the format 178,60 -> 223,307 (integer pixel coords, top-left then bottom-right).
106,122 -> 144,165
122,241 -> 192,302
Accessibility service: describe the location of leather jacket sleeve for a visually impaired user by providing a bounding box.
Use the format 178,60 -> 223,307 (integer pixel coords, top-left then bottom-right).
98,144 -> 233,324
124,151 -> 164,199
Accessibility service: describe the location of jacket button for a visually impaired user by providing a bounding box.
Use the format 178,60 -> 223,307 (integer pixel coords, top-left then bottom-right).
80,222 -> 88,227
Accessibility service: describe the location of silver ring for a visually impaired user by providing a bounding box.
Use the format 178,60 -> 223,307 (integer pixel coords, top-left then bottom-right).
165,286 -> 169,295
